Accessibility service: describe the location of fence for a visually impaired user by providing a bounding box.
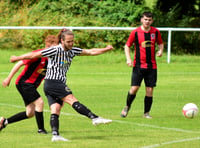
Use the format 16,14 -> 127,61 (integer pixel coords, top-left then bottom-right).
0,26 -> 200,63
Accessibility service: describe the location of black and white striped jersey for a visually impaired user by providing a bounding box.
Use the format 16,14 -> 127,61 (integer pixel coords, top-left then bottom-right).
41,44 -> 82,83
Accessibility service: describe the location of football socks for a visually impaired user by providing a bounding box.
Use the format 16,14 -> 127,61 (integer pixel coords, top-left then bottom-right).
126,92 -> 136,107
72,101 -> 98,119
7,111 -> 28,124
144,96 -> 153,113
35,111 -> 45,130
50,114 -> 59,136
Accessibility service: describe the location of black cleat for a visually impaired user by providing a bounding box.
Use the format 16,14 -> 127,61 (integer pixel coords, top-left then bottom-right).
38,129 -> 48,134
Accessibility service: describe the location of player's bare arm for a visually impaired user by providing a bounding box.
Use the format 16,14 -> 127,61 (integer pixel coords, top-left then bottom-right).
2,61 -> 24,87
124,45 -> 132,67
80,45 -> 113,56
156,43 -> 164,57
10,51 -> 42,63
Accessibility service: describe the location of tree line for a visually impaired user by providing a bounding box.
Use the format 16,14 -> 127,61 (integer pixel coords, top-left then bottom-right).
0,0 -> 199,54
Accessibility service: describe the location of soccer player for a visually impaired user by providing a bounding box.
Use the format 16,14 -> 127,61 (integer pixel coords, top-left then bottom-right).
0,35 -> 58,133
120,12 -> 164,119
9,29 -> 113,141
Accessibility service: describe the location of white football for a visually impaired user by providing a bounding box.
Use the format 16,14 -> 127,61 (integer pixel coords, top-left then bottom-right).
182,103 -> 199,119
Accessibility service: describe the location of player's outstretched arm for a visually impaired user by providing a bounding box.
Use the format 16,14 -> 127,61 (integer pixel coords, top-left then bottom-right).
2,61 -> 24,87
80,45 -> 113,56
10,51 -> 42,63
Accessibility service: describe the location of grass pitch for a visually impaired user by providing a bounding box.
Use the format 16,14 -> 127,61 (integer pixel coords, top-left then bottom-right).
0,49 -> 200,148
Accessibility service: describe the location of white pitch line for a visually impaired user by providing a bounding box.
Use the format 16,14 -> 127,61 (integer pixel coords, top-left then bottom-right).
141,137 -> 200,148
0,103 -> 200,134
0,103 -> 80,117
113,120 -> 200,134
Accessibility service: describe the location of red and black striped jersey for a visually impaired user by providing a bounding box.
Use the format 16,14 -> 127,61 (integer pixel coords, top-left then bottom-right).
15,49 -> 48,88
126,26 -> 163,69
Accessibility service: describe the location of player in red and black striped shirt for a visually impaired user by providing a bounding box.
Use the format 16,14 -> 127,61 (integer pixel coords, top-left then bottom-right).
121,12 -> 164,119
0,35 -> 58,133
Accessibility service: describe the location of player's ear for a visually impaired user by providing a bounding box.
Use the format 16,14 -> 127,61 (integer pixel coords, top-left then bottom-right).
140,17 -> 144,24
61,38 -> 64,44
151,19 -> 154,24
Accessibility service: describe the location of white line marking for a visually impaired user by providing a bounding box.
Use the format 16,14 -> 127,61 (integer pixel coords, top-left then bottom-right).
0,103 -> 199,134
1,103 -> 200,147
0,72 -> 9,75
141,137 -> 200,148
113,120 -> 200,134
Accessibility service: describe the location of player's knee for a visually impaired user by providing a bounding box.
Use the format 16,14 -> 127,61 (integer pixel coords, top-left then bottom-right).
27,111 -> 35,118
63,95 -> 78,106
130,86 -> 139,94
50,103 -> 61,115
35,97 -> 44,108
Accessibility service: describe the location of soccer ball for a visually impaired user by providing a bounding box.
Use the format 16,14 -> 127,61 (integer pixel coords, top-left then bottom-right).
182,103 -> 199,119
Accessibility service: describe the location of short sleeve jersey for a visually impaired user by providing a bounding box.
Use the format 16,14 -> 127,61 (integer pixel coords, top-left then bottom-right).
126,26 -> 163,69
16,49 -> 48,88
41,44 -> 82,83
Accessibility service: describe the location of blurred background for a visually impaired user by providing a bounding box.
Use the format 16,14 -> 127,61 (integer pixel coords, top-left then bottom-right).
0,0 -> 199,54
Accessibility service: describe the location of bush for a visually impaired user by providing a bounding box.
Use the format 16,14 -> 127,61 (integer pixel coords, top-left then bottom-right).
0,0 -> 199,54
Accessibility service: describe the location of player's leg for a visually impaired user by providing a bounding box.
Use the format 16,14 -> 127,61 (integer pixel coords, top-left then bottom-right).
143,87 -> 153,119
44,79 -> 69,141
50,103 -> 61,136
63,94 -> 112,126
120,86 -> 139,117
34,97 -> 47,134
143,69 -> 157,119
121,67 -> 143,117
17,82 -> 47,133
0,103 -> 34,131
50,102 -> 69,142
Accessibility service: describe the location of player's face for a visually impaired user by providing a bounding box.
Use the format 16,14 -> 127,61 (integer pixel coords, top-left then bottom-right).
61,35 -> 74,51
141,16 -> 153,29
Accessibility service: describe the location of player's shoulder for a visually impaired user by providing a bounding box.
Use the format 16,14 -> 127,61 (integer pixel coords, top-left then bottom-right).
150,26 -> 160,32
132,27 -> 140,32
71,47 -> 82,51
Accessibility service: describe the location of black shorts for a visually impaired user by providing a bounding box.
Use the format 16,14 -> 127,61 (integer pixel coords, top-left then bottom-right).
131,67 -> 157,87
16,82 -> 40,106
44,79 -> 72,106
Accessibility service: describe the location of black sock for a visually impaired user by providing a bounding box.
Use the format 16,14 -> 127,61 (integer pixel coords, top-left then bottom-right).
50,114 -> 59,136
126,92 -> 136,108
35,111 -> 45,130
144,96 -> 153,113
72,101 -> 98,119
7,111 -> 28,124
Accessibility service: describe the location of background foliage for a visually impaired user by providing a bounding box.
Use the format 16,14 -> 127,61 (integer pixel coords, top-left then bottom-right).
0,0 -> 199,54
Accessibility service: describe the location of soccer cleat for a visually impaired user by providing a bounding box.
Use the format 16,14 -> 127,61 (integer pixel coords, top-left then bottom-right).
120,106 -> 130,117
38,129 -> 48,134
0,117 -> 6,131
143,112 -> 153,119
92,117 -> 112,126
52,135 -> 69,142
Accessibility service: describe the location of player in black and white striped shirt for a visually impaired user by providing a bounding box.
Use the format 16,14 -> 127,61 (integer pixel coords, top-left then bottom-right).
10,29 -> 113,142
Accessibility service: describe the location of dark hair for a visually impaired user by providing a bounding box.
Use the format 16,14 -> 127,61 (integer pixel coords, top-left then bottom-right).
57,28 -> 74,43
141,12 -> 153,18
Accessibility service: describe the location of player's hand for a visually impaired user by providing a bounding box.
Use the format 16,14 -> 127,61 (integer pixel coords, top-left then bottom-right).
10,56 -> 18,63
156,50 -> 163,57
105,45 -> 113,51
126,59 -> 132,67
2,78 -> 10,87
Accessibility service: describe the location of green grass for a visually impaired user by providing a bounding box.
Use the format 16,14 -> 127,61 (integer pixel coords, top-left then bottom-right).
0,49 -> 200,148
